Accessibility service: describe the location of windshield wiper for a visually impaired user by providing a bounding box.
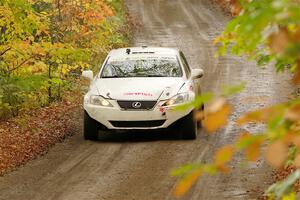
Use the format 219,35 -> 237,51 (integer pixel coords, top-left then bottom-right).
146,74 -> 166,77
102,75 -> 126,78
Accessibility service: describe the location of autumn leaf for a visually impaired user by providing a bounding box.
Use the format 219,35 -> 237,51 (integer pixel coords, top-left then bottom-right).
294,154 -> 300,168
203,98 -> 232,133
291,135 -> 300,148
173,169 -> 202,197
265,141 -> 288,168
268,28 -> 290,54
245,141 -> 261,162
237,105 -> 286,125
235,132 -> 264,162
235,132 -> 251,147
216,164 -> 230,174
221,82 -> 246,97
283,131 -> 299,145
291,26 -> 300,43
282,192 -> 296,200
292,60 -> 300,85
194,111 -> 205,121
230,1 -> 242,16
213,35 -> 223,45
284,102 -> 300,122
237,110 -> 264,125
214,145 -> 234,166
290,120 -> 300,133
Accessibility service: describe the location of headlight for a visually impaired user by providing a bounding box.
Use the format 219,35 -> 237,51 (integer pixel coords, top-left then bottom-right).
90,95 -> 113,107
162,93 -> 189,106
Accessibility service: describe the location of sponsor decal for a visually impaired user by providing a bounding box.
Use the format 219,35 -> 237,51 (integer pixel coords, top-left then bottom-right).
124,92 -> 153,96
159,107 -> 165,113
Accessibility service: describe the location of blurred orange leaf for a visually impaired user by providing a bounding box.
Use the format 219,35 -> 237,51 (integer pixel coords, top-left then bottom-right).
294,154 -> 300,168
230,2 -> 242,16
285,102 -> 300,122
268,28 -> 290,54
245,141 -> 261,162
214,145 -> 234,166
292,135 -> 300,148
292,60 -> 300,85
237,110 -> 265,125
237,105 -> 285,125
194,110 -> 205,121
291,121 -> 300,133
291,26 -> 300,42
236,132 -> 254,148
173,169 -> 202,197
283,131 -> 298,144
265,141 -> 288,168
236,132 -> 264,161
203,98 -> 232,133
213,35 -> 223,45
216,164 -> 230,174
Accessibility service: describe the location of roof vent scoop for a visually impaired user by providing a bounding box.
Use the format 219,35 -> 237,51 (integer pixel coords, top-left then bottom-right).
126,48 -> 131,55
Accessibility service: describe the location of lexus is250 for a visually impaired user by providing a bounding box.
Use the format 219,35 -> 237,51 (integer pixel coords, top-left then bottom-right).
82,47 -> 204,140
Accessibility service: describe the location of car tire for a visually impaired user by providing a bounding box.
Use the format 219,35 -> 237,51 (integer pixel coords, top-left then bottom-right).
197,104 -> 205,128
178,111 -> 197,140
84,111 -> 99,141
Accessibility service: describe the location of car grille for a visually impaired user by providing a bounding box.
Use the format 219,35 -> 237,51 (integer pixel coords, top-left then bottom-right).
109,120 -> 166,128
117,100 -> 157,110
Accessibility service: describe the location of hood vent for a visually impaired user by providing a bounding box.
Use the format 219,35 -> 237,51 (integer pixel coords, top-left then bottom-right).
131,51 -> 155,54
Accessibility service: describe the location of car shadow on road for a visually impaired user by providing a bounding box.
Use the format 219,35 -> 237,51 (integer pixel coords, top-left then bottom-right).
96,129 -> 189,143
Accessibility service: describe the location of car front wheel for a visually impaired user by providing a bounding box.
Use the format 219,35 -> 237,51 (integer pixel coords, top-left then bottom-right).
84,111 -> 99,140
177,111 -> 197,140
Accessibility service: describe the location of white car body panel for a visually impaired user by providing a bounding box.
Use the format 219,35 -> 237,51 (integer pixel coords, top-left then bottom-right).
83,47 -> 202,130
92,78 -> 185,100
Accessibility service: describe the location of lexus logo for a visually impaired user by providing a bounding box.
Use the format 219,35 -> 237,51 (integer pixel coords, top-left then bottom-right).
132,101 -> 142,109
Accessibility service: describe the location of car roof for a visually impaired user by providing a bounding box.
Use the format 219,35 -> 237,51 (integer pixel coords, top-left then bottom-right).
108,47 -> 180,57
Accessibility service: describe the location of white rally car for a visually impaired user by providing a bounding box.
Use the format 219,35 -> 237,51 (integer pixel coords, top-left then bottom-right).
82,47 -> 204,140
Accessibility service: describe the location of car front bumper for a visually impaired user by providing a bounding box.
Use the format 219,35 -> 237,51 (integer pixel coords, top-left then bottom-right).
84,101 -> 193,130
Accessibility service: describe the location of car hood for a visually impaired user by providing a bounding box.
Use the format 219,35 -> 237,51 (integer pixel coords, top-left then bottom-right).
92,77 -> 185,100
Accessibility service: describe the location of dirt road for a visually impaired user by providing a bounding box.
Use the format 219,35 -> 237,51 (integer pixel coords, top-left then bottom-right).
0,0 -> 293,199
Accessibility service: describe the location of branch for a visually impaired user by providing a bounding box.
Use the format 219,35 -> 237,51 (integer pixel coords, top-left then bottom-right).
0,47 -> 11,57
8,56 -> 33,73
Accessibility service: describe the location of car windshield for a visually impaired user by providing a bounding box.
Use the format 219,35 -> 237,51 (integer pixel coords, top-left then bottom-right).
101,56 -> 182,78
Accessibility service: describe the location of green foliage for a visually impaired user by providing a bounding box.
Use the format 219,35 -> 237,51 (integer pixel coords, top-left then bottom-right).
215,0 -> 300,72
0,75 -> 49,119
267,170 -> 300,199
221,82 -> 246,97
174,0 -> 300,199
176,83 -> 244,111
176,92 -> 214,110
0,0 -> 129,119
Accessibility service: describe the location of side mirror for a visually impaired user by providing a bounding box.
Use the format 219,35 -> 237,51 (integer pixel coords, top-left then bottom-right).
191,69 -> 204,79
82,70 -> 94,81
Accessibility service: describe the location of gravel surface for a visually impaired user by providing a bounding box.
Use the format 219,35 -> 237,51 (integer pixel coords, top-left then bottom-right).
0,0 -> 293,199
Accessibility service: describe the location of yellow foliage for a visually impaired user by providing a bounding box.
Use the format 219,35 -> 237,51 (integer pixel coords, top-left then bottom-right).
282,192 -> 296,200
284,102 -> 300,122
203,98 -> 232,133
265,141 -> 288,168
237,105 -> 285,125
245,142 -> 261,162
292,60 -> 300,85
214,145 -> 234,166
173,169 -> 202,197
